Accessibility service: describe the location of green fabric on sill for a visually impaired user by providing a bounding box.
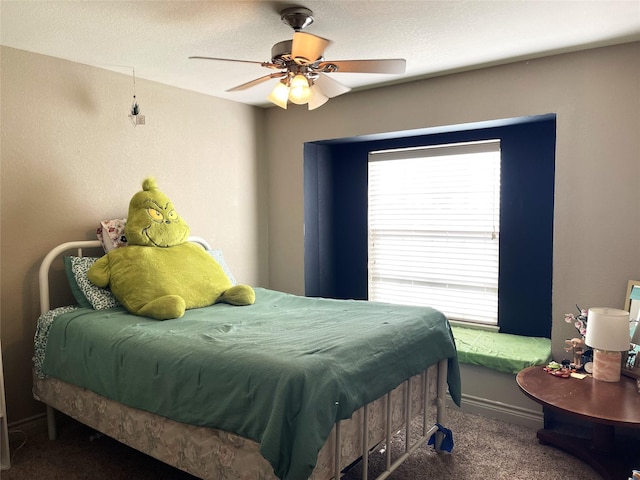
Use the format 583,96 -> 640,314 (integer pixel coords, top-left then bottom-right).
451,326 -> 552,374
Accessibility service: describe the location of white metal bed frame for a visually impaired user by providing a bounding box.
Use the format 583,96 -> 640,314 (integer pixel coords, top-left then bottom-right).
36,239 -> 449,480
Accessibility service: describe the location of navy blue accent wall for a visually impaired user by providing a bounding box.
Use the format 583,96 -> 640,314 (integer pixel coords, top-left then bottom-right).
304,115 -> 556,338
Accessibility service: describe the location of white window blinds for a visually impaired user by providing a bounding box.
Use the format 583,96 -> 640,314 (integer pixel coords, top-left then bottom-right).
368,140 -> 501,325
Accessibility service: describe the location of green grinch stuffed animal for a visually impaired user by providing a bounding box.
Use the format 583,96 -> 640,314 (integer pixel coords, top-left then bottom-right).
88,178 -> 255,320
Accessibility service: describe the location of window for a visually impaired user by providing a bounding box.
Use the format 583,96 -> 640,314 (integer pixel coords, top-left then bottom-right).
304,114 -> 555,338
368,140 -> 501,326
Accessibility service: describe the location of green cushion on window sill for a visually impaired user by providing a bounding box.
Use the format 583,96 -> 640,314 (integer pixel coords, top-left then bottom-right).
451,325 -> 552,374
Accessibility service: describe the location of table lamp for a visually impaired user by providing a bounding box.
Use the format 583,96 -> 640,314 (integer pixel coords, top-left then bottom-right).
585,307 -> 631,382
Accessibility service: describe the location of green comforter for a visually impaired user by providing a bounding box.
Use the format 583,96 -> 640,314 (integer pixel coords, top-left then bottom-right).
43,288 -> 461,480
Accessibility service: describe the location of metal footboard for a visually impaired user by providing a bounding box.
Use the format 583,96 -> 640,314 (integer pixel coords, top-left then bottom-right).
334,358 -> 448,480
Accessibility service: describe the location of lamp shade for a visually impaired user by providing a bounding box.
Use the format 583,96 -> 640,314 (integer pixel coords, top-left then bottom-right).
585,307 -> 630,351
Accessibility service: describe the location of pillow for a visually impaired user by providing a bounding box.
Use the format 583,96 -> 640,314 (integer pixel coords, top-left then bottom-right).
64,256 -> 121,310
208,249 -> 236,285
64,257 -> 92,309
97,219 -> 128,252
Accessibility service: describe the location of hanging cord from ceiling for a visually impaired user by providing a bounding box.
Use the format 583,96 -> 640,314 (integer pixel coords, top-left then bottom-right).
128,67 -> 145,126
130,67 -> 139,116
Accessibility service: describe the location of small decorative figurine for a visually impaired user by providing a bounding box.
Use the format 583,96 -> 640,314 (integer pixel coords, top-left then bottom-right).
564,337 -> 585,369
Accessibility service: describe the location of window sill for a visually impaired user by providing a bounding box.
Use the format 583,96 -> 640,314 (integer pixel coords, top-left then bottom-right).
451,325 -> 552,375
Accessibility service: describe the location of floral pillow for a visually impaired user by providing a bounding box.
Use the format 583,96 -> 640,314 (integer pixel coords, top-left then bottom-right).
64,256 -> 121,310
97,219 -> 128,252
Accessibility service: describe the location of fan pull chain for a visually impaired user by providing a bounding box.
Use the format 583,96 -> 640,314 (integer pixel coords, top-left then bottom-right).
131,67 -> 139,116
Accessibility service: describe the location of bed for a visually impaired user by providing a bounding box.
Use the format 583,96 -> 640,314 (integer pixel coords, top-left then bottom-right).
33,238 -> 461,480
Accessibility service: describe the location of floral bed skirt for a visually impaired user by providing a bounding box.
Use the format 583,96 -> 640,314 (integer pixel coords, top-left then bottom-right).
33,366 -> 437,480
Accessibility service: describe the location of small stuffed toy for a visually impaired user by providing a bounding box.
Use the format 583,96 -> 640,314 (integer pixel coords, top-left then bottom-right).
88,178 -> 255,320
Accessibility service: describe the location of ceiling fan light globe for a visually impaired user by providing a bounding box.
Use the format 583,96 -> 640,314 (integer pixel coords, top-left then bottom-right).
288,74 -> 312,104
308,85 -> 329,110
289,86 -> 312,104
289,74 -> 309,89
267,81 -> 289,109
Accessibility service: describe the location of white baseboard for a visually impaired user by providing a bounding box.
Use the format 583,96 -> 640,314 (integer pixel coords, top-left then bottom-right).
448,393 -> 543,430
8,411 -> 48,437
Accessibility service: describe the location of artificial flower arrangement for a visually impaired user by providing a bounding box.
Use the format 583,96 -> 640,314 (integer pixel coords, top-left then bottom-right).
565,305 -> 588,337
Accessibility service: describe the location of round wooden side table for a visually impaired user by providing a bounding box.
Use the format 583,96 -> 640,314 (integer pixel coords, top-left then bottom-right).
516,365 -> 640,480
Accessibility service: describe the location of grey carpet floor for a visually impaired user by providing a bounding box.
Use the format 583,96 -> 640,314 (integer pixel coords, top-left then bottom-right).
4,406 -> 603,480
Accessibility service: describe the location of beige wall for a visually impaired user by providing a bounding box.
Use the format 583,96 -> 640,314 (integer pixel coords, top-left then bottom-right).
2,42 -> 640,426
0,47 -> 268,423
263,42 -> 640,361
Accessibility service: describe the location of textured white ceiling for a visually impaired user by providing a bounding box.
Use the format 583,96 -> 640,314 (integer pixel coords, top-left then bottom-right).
2,1 -> 639,107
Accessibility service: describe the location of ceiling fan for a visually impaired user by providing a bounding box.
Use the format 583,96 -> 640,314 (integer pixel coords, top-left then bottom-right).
189,6 -> 406,110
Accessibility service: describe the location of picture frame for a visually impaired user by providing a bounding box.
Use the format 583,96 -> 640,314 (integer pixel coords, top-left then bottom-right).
621,280 -> 640,379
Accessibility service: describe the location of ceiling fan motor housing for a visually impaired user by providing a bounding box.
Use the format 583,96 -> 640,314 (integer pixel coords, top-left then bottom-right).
271,40 -> 294,64
280,7 -> 314,31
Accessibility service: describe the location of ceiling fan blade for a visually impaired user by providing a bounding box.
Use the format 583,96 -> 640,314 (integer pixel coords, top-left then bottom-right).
314,73 -> 351,98
291,32 -> 331,64
189,56 -> 280,69
316,59 -> 406,74
226,72 -> 287,92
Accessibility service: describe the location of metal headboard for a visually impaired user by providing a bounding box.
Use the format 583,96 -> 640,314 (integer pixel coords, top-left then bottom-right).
38,236 -> 211,314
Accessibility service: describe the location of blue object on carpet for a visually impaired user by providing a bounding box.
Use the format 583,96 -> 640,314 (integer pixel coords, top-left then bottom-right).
427,423 -> 454,452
